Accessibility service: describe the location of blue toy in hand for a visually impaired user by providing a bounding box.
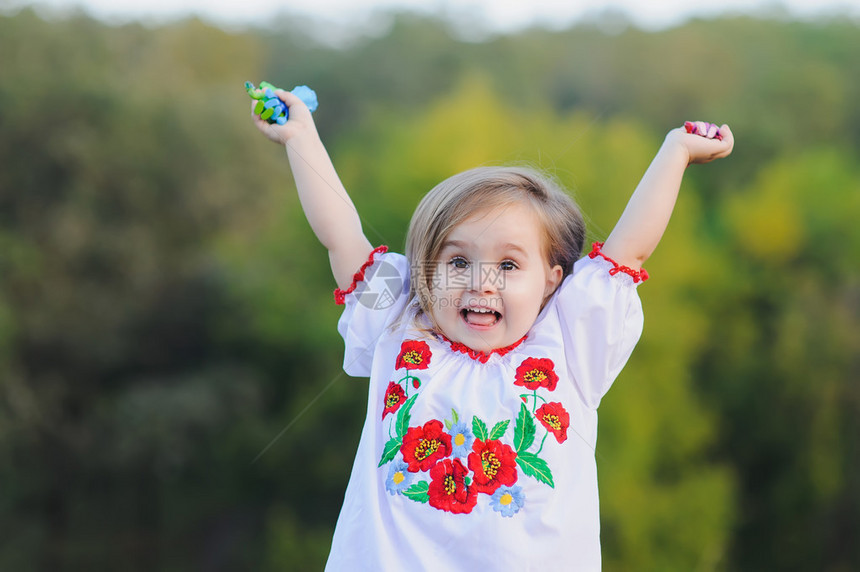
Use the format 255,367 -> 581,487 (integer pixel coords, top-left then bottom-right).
245,81 -> 318,125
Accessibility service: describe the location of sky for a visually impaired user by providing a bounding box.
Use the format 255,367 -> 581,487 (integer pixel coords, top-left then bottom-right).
6,0 -> 860,36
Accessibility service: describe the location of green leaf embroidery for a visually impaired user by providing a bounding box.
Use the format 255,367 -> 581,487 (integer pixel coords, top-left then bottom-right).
395,394 -> 418,439
445,408 -> 461,431
472,415 -> 489,441
378,436 -> 401,467
514,402 -> 536,453
402,481 -> 430,503
489,419 -> 510,441
516,451 -> 555,488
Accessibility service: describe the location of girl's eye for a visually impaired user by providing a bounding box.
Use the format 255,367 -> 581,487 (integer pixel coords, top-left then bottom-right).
499,260 -> 517,271
449,257 -> 469,270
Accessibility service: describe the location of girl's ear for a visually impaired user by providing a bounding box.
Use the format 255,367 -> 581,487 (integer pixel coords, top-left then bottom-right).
543,264 -> 564,299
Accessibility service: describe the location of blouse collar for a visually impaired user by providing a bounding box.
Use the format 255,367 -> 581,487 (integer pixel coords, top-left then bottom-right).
436,333 -> 527,364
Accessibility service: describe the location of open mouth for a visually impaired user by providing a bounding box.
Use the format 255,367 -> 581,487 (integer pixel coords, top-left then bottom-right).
460,307 -> 502,327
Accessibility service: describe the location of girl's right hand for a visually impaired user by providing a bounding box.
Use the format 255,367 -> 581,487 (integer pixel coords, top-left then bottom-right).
251,89 -> 317,145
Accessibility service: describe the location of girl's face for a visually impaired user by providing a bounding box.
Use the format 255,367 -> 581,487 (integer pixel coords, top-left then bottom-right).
429,201 -> 563,352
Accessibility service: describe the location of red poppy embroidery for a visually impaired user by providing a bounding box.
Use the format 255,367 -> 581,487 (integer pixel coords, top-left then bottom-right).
427,458 -> 477,514
396,340 -> 432,371
467,439 -> 518,494
536,402 -> 570,444
382,382 -> 406,420
400,420 -> 452,473
514,357 -> 559,392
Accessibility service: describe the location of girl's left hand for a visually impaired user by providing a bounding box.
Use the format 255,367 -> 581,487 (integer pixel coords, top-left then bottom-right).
667,122 -> 734,165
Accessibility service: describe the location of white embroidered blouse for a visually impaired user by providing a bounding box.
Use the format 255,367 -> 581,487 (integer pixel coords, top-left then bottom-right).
325,244 -> 645,571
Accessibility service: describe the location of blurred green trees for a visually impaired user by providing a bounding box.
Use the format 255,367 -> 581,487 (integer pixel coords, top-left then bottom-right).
0,6 -> 857,570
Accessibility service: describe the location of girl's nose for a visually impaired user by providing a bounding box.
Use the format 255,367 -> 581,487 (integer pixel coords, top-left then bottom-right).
471,263 -> 502,293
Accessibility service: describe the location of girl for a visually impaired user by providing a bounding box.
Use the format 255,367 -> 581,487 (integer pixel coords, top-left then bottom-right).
252,92 -> 733,570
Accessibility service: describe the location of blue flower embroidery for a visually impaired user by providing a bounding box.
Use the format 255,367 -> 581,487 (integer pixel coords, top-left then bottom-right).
385,459 -> 413,496
490,485 -> 524,517
447,421 -> 474,458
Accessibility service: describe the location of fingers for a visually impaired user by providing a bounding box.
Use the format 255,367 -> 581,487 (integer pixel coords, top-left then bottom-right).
250,104 -> 288,144
716,124 -> 734,156
273,89 -> 302,108
717,124 -> 732,143
250,90 -> 298,144
678,120 -> 734,164
250,89 -> 298,119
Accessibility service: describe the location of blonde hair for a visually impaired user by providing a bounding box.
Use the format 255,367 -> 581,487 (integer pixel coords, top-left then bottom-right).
405,166 -> 586,329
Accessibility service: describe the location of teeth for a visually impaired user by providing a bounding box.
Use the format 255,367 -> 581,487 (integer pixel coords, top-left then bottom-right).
467,308 -> 494,313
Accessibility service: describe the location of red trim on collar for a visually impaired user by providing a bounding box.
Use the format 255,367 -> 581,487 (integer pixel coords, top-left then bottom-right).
438,333 -> 528,364
333,245 -> 389,305
588,242 -> 649,283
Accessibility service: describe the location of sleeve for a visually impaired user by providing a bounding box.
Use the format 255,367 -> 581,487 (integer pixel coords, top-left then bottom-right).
334,247 -> 412,378
555,243 -> 647,408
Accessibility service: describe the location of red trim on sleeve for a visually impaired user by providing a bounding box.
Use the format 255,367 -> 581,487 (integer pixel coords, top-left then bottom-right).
588,242 -> 649,283
333,245 -> 390,305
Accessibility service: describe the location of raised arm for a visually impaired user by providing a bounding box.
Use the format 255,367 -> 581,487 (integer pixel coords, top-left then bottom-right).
601,122 -> 734,270
252,89 -> 373,290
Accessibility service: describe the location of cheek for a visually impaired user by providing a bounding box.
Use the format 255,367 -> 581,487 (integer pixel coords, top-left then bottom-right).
432,267 -> 469,297
503,276 -> 549,312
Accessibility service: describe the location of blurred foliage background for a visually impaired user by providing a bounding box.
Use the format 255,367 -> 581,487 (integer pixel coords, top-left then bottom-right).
0,5 -> 858,570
